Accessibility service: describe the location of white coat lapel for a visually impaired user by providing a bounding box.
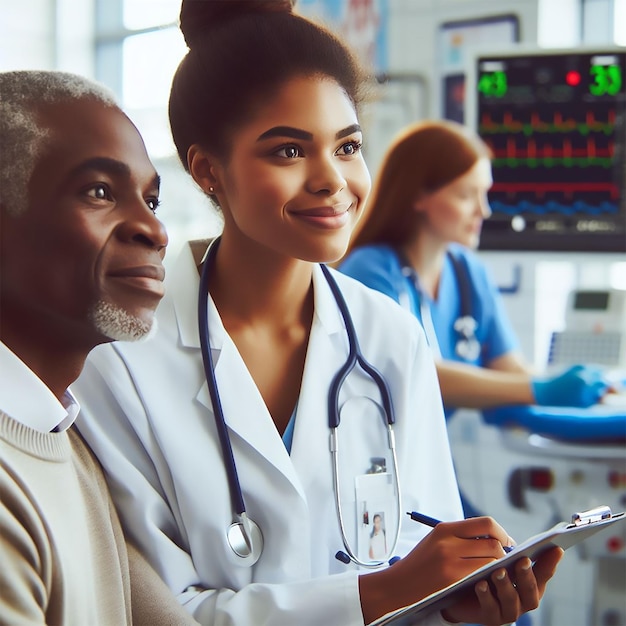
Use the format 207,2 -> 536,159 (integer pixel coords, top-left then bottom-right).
170,241 -> 204,349
183,255 -> 306,500
289,265 -> 347,494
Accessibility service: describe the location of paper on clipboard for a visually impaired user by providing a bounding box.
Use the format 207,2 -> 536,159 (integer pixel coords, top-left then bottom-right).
369,510 -> 626,626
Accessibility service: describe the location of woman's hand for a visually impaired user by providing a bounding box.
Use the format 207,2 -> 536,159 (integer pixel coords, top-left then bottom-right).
360,516 -> 516,623
441,546 -> 563,625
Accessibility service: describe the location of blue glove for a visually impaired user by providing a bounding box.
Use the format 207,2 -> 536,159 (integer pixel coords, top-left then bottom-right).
532,364 -> 610,408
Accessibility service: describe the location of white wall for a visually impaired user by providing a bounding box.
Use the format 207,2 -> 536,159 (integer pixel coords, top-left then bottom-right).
0,1 -> 56,71
0,0 -> 95,74
386,0 -> 539,114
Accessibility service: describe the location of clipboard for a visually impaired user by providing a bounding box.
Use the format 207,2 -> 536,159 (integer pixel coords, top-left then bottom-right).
370,507 -> 626,625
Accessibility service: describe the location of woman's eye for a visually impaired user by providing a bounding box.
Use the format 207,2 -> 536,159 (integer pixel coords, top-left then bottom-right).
274,145 -> 302,158
337,141 -> 362,156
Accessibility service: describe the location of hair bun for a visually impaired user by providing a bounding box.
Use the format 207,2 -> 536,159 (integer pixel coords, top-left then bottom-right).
180,0 -> 295,49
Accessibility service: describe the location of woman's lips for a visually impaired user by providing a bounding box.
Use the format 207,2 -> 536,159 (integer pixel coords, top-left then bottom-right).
292,202 -> 353,229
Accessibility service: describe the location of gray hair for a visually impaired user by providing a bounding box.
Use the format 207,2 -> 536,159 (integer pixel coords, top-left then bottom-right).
0,71 -> 118,216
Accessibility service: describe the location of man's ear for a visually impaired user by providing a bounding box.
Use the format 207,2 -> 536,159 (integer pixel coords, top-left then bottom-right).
187,145 -> 221,196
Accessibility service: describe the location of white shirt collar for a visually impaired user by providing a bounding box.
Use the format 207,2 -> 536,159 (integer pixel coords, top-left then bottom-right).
0,341 -> 79,432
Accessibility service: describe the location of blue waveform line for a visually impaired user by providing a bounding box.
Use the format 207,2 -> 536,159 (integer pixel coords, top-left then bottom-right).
490,200 -> 619,216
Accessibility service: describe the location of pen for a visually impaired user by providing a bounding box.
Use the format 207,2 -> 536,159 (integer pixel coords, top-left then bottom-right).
407,511 -> 514,553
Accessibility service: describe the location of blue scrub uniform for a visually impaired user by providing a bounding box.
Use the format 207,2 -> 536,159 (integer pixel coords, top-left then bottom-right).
339,243 -> 520,419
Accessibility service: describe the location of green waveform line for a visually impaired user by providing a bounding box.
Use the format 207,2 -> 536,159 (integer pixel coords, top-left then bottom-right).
480,122 -> 614,137
492,156 -> 614,168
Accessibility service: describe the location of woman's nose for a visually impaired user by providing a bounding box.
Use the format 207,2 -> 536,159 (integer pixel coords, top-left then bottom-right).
479,194 -> 492,219
306,156 -> 347,195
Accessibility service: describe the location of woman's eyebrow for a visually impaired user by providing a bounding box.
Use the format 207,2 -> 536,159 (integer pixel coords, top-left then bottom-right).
257,123 -> 362,142
257,126 -> 312,141
336,124 -> 361,139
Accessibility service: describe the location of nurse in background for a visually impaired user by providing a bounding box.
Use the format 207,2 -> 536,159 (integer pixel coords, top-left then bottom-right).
73,4 -> 562,625
340,120 -> 610,426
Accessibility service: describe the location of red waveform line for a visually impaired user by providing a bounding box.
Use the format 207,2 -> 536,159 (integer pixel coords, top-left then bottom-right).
502,111 -> 523,131
506,136 -> 516,158
564,138 -> 571,158
492,147 -> 613,158
530,112 -> 545,130
491,182 -> 620,199
493,135 -> 613,159
555,111 -> 563,127
588,109 -> 616,127
481,110 -> 615,132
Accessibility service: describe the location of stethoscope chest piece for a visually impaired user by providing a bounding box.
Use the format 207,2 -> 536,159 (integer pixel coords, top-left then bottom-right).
227,515 -> 264,565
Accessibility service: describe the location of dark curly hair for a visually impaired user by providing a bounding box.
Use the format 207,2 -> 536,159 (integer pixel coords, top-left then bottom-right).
169,0 -> 371,167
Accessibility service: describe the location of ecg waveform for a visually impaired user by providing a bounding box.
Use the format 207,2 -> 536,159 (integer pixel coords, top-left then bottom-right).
474,50 -> 625,251
480,110 -> 616,137
491,136 -> 614,168
490,182 -> 620,199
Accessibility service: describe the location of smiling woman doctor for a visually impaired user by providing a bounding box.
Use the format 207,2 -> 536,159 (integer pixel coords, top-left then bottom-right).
72,2 -> 562,625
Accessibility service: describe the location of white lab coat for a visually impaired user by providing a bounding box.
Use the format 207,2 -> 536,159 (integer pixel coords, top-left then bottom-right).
73,242 -> 463,626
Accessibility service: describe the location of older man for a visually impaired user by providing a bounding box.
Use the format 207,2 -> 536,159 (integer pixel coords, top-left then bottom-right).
0,70 -> 196,625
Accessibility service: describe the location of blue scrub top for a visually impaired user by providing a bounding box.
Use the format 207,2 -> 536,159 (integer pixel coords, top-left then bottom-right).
339,243 -> 519,417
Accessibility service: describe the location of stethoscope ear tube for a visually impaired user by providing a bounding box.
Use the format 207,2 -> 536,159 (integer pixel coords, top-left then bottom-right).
330,423 -> 402,569
330,427 -> 386,568
198,238 -> 245,515
398,249 -> 480,363
321,265 -> 402,569
198,238 -> 263,565
321,265 -> 396,428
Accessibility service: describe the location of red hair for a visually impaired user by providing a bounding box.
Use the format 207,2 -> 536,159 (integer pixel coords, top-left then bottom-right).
348,119 -> 492,251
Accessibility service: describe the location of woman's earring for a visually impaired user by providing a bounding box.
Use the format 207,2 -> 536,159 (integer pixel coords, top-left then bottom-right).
208,186 -> 215,194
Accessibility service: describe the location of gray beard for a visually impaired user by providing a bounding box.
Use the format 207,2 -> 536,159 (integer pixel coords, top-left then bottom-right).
90,300 -> 157,342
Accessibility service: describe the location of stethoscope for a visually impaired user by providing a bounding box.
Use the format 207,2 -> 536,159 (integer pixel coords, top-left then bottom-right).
397,249 -> 481,362
198,237 -> 402,569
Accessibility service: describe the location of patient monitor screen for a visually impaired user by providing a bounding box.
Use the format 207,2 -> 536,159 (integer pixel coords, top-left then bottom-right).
470,49 -> 626,252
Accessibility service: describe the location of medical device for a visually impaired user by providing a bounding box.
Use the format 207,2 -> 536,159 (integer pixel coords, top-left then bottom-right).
398,250 -> 481,361
548,288 -> 626,368
198,238 -> 402,568
465,46 -> 626,253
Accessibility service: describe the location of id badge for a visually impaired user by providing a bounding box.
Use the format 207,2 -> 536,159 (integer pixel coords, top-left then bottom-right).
355,462 -> 395,563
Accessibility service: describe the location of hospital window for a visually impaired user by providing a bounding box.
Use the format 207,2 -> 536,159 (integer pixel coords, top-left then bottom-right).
95,0 -> 186,159
538,0 -> 623,46
94,0 -> 218,263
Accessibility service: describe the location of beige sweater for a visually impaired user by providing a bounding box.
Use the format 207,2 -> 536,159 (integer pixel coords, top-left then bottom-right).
0,411 -> 198,625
